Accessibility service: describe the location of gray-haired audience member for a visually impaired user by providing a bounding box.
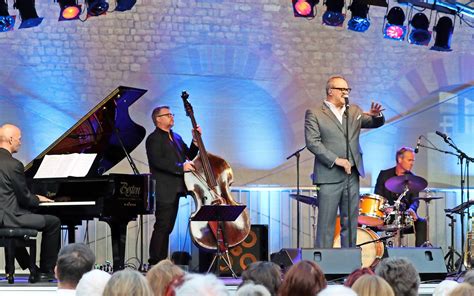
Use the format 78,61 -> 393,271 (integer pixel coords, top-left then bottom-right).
464,270 -> 474,287
317,285 -> 358,296
433,279 -> 459,296
103,269 -> 153,296
240,261 -> 281,296
75,269 -> 111,296
235,282 -> 270,296
174,273 -> 229,296
375,257 -> 420,296
55,243 -> 95,294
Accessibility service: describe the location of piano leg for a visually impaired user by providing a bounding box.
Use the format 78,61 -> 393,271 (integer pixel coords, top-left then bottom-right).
107,220 -> 128,271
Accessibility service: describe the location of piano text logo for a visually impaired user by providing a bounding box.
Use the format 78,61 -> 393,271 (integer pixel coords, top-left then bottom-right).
119,182 -> 141,198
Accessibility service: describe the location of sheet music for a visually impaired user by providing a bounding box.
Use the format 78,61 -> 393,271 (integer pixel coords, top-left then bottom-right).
34,153 -> 97,179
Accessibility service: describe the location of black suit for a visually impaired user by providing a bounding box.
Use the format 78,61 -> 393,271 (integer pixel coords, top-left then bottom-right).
0,148 -> 60,273
374,167 -> 427,246
146,128 -> 198,264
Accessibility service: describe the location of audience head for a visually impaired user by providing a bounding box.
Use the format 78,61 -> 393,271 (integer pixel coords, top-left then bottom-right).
235,282 -> 270,296
55,243 -> 95,289
375,257 -> 420,296
103,269 -> 153,296
351,274 -> 394,296
344,267 -> 375,287
278,260 -> 327,296
75,269 -> 111,296
173,273 -> 228,296
240,261 -> 282,296
146,259 -> 184,296
449,283 -> 474,296
0,124 -> 22,153
317,285 -> 357,296
433,280 -> 459,296
464,270 -> 474,286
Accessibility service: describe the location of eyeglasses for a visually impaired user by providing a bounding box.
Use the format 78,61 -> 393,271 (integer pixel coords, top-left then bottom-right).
157,113 -> 174,118
331,87 -> 352,93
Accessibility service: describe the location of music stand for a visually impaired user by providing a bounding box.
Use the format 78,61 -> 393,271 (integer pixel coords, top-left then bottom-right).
191,205 -> 246,278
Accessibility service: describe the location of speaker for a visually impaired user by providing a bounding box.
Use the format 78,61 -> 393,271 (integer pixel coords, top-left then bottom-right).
199,224 -> 269,276
385,247 -> 447,281
271,248 -> 361,280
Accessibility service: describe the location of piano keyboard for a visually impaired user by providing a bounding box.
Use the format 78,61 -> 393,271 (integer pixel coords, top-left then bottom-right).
39,201 -> 96,206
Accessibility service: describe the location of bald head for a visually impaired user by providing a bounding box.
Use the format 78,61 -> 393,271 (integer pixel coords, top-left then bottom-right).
0,124 -> 22,153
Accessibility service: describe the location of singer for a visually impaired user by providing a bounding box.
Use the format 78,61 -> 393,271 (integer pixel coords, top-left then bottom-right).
305,75 -> 385,248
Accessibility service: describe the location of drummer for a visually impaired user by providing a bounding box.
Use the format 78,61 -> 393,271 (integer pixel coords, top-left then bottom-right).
374,146 -> 427,247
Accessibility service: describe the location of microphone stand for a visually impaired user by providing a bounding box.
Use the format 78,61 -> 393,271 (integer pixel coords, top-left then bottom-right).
440,137 -> 474,278
344,98 -> 353,247
287,146 -> 307,248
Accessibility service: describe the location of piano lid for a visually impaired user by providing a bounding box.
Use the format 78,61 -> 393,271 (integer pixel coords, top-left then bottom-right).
25,86 -> 148,178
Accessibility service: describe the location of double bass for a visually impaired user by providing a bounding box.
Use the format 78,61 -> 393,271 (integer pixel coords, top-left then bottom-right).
181,91 -> 251,251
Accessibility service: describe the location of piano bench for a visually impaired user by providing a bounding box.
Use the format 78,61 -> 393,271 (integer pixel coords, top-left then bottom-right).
0,228 -> 38,284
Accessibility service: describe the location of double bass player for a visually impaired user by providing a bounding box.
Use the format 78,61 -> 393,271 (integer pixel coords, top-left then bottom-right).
145,105 -> 201,265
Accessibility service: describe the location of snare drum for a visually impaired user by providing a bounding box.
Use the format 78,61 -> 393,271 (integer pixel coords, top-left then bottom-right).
333,227 -> 384,268
358,194 -> 386,227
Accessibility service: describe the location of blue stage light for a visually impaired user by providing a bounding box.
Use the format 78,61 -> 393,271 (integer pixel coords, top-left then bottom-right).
408,13 -> 431,45
322,0 -> 345,26
0,0 -> 15,32
431,16 -> 453,51
87,0 -> 109,17
347,0 -> 370,32
13,0 -> 43,29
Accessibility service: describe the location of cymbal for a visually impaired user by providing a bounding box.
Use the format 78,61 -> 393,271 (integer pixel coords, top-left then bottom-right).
414,196 -> 444,202
289,194 -> 318,206
384,174 -> 428,194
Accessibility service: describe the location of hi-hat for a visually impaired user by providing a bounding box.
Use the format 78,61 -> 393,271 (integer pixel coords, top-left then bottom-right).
414,196 -> 443,202
385,174 -> 428,193
289,194 -> 318,206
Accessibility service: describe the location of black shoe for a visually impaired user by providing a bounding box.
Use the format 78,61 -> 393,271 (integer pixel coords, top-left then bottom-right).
36,272 -> 55,282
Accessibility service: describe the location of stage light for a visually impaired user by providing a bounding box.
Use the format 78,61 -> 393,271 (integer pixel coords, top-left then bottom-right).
115,0 -> 137,11
408,12 -> 431,45
322,0 -> 345,26
13,0 -> 43,29
58,0 -> 81,21
383,6 -> 406,40
0,0 -> 15,32
292,0 -> 318,17
347,0 -> 370,32
87,0 -> 109,17
431,16 -> 453,51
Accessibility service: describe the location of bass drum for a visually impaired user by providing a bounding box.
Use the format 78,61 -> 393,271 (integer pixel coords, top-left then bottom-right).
333,227 -> 384,268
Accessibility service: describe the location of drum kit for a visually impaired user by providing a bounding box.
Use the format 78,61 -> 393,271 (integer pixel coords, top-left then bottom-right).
290,174 -> 443,268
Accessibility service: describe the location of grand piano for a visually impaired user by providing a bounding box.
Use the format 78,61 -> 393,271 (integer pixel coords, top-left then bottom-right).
24,86 -> 155,271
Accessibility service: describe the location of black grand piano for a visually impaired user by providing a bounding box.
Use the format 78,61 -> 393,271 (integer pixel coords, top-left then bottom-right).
24,86 -> 155,271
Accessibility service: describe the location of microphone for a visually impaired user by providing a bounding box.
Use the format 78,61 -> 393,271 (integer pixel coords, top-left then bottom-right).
414,136 -> 421,153
435,130 -> 451,141
343,95 -> 349,107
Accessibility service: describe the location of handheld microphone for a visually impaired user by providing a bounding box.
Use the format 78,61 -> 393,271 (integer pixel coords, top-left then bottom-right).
414,136 -> 421,153
435,130 -> 451,141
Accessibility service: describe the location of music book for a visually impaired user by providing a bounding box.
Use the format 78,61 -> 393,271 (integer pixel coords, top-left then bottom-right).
34,153 -> 97,179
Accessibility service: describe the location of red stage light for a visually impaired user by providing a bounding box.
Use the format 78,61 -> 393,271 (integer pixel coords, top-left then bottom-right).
62,6 -> 80,19
295,0 -> 312,16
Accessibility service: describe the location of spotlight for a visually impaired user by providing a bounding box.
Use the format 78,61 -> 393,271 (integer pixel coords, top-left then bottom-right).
115,0 -> 137,11
87,0 -> 109,17
292,0 -> 319,17
408,12 -> 431,45
347,0 -> 370,32
58,0 -> 81,21
0,0 -> 15,32
431,16 -> 453,51
322,0 -> 345,26
14,0 -> 43,29
383,6 -> 406,40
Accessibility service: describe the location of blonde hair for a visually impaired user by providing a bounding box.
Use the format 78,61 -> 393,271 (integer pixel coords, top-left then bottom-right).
103,269 -> 153,296
352,275 -> 395,296
146,259 -> 184,296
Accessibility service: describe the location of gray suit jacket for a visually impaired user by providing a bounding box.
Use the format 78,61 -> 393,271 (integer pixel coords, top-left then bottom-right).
305,103 -> 385,184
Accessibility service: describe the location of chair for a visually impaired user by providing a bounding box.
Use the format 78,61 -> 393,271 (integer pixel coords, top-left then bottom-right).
0,228 -> 38,284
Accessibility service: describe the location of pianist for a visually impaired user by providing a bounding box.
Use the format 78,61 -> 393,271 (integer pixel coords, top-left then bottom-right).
0,124 -> 60,279
146,106 -> 200,265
